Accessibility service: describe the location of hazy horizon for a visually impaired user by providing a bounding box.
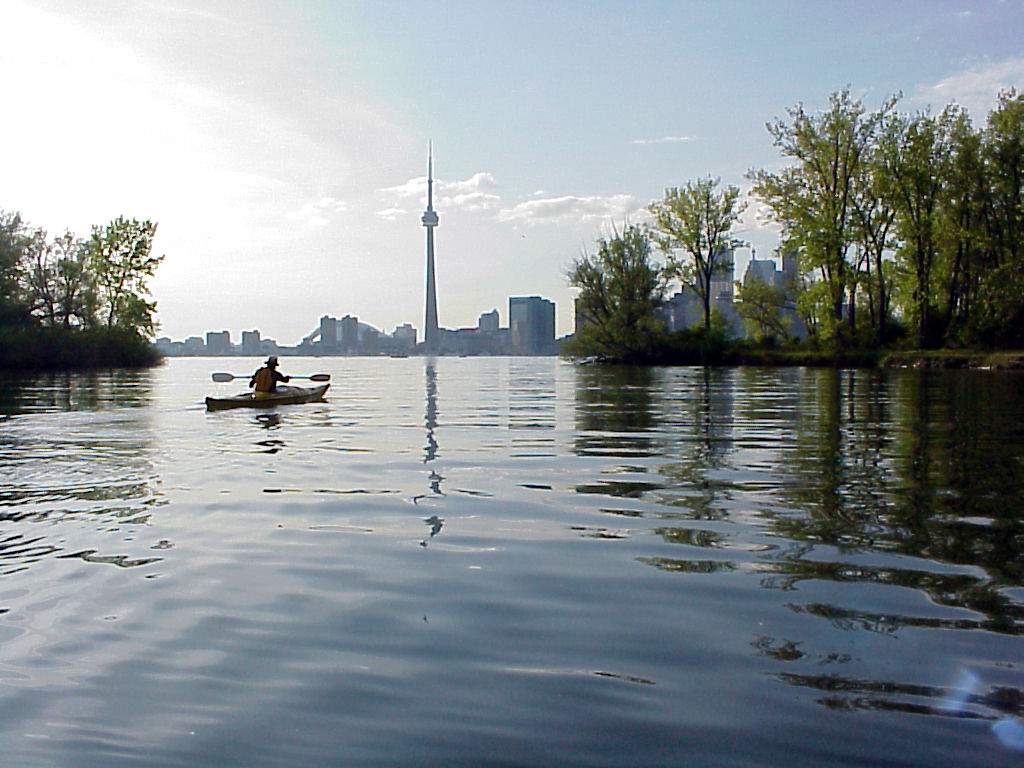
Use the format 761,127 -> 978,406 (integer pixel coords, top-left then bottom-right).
3,1 -> 1023,344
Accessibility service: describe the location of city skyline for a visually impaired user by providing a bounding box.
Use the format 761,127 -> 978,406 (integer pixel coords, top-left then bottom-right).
4,1 -> 1023,342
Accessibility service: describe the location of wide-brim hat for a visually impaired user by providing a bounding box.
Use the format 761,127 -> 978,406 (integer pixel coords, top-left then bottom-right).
266,356 -> 278,365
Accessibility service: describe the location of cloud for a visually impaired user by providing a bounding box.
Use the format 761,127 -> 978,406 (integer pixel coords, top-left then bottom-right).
916,56 -> 1024,119
630,135 -> 697,145
379,171 -> 500,211
286,197 -> 348,227
376,207 -> 407,221
497,194 -> 643,225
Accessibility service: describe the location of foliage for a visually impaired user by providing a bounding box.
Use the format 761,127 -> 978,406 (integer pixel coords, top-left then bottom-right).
0,324 -> 160,370
749,89 -> 896,344
736,278 -> 790,342
751,87 -> 1024,350
89,217 -> 162,337
0,211 -> 29,325
566,225 -> 667,361
877,108 -> 955,348
0,208 -> 162,371
648,178 -> 745,332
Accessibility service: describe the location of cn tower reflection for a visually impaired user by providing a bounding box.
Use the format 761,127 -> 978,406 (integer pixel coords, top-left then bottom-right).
424,361 -> 438,464
416,361 -> 445,545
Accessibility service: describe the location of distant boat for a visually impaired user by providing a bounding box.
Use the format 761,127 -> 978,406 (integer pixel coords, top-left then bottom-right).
389,352 -> 409,358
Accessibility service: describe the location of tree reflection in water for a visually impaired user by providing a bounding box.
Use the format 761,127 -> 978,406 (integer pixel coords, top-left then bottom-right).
572,363 -> 1024,725
0,369 -> 165,578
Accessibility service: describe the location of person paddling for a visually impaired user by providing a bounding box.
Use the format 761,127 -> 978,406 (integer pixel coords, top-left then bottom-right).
250,356 -> 291,397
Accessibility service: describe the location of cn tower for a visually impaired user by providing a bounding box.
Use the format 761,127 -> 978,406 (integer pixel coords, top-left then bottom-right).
422,143 -> 440,353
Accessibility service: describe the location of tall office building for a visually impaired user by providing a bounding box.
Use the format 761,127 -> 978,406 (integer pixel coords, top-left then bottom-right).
709,246 -> 735,302
340,315 -> 359,352
509,296 -> 556,355
422,143 -> 440,353
478,309 -> 499,332
241,330 -> 261,355
206,330 -> 231,355
320,315 -> 338,351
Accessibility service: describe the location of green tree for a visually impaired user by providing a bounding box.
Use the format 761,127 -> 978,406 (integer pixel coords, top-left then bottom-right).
648,177 -> 745,333
89,217 -> 162,337
750,89 -> 895,343
851,141 -> 897,341
736,277 -> 790,342
24,227 -> 58,325
567,225 -> 666,360
938,108 -> 988,343
971,89 -> 1024,345
52,231 -> 96,328
0,210 -> 29,324
878,108 -> 954,347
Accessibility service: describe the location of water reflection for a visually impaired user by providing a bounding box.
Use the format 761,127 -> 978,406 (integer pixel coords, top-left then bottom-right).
0,370 -> 165,579
572,365 -> 660,463
424,360 -> 438,463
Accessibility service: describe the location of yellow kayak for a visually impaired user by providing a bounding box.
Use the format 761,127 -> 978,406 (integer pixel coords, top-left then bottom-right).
205,384 -> 330,410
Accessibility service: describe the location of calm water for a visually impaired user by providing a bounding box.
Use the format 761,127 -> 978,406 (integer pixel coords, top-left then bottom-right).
0,357 -> 1022,767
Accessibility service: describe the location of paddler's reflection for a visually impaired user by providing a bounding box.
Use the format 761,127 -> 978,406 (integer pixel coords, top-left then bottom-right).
254,413 -> 284,453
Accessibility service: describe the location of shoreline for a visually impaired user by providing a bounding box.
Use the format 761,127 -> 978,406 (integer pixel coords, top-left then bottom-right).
572,349 -> 1024,370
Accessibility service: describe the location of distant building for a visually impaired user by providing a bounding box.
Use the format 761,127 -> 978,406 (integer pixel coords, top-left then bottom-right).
509,296 -> 556,355
710,247 -> 735,302
478,309 -> 499,332
206,330 -> 231,355
739,249 -> 807,339
319,315 -> 338,352
393,323 -> 417,351
340,315 -> 359,352
744,257 -> 777,288
184,336 -> 205,354
661,290 -> 702,332
241,330 -> 261,355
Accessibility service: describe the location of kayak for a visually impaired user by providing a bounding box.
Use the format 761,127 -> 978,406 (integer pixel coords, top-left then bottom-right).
205,384 -> 330,410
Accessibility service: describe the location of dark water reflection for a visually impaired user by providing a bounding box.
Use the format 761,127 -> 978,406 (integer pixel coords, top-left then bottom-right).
0,358 -> 1022,766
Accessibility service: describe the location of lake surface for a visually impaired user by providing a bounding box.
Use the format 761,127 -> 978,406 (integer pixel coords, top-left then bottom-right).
0,357 -> 1022,767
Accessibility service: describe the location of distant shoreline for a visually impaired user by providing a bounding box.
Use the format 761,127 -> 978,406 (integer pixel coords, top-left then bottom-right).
0,326 -> 161,373
572,349 -> 1024,370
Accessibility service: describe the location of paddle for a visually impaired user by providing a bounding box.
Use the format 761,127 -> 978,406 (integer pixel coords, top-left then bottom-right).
211,372 -> 331,383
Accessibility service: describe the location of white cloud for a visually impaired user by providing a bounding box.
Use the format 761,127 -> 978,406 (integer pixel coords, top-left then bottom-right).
630,135 -> 697,145
497,194 -> 642,225
378,171 -> 500,211
376,207 -> 407,221
916,56 -> 1024,119
286,197 -> 348,227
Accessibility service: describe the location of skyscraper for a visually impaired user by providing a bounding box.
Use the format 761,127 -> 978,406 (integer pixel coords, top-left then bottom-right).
422,143 -> 440,353
509,296 -> 556,355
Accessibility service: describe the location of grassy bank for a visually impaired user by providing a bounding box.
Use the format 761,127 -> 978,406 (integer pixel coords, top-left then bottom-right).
0,325 -> 162,371
879,349 -> 1024,370
566,331 -> 1023,370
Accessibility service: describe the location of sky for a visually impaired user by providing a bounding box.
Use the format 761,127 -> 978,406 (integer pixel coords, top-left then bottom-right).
3,1 -> 1023,343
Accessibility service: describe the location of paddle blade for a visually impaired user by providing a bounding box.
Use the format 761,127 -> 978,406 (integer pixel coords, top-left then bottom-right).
308,373 -> 331,382
211,372 -> 238,382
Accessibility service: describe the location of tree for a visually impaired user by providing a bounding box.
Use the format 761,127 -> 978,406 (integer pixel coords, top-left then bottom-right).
89,217 -> 162,337
567,225 -> 666,360
878,109 -> 954,347
52,231 -> 96,328
736,277 -> 790,342
24,227 -> 58,325
750,89 -> 895,343
648,177 -> 745,333
0,210 -> 28,324
851,142 -> 897,341
971,90 -> 1024,345
937,108 -> 987,343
